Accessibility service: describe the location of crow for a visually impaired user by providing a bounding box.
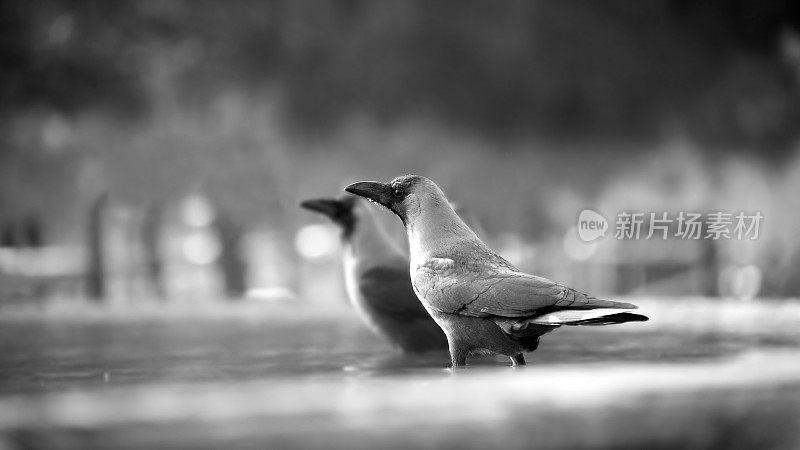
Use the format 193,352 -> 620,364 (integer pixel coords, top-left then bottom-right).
300,195 -> 448,353
345,175 -> 648,367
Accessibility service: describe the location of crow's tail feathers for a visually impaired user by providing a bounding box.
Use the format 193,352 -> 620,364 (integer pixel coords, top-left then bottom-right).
561,312 -> 649,326
529,308 -> 649,326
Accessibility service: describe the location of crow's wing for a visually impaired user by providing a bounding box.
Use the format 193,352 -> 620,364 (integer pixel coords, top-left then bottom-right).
415,257 -> 636,318
359,265 -> 433,321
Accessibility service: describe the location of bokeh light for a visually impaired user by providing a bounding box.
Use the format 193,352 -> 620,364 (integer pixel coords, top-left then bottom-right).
719,264 -> 763,300
294,224 -> 338,261
182,231 -> 221,265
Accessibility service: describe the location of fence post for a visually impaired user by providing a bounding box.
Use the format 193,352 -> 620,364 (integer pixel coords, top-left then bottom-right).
213,209 -> 247,299
142,204 -> 166,300
86,193 -> 108,301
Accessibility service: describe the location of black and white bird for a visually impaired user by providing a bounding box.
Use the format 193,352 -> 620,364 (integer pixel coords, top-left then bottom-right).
345,175 -> 648,367
301,195 -> 448,353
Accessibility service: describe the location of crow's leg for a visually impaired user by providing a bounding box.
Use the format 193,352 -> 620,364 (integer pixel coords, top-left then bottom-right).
510,353 -> 526,366
448,341 -> 468,367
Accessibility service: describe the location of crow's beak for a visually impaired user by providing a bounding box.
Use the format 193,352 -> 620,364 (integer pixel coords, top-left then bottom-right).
344,181 -> 393,207
300,198 -> 342,218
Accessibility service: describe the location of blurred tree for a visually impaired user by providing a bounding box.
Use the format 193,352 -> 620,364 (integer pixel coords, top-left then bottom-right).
85,193 -> 108,301
2,0 -> 800,155
212,207 -> 248,299
22,215 -> 43,247
0,1 -> 148,122
142,204 -> 165,300
1,222 -> 18,248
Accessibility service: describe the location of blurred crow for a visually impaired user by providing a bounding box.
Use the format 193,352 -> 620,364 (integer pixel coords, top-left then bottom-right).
301,196 -> 448,353
345,175 -> 648,367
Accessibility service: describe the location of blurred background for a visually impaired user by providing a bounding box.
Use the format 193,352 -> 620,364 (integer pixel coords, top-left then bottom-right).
0,0 -> 800,301
3,0 -> 800,305
2,2 -> 800,449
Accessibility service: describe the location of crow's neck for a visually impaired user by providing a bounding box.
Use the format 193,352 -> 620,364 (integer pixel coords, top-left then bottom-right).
406,205 -> 481,267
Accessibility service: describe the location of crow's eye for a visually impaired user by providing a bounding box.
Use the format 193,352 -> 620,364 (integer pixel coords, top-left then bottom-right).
392,188 -> 404,198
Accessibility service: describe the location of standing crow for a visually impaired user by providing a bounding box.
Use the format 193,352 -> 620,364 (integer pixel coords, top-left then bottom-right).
301,195 -> 448,353
345,175 -> 648,367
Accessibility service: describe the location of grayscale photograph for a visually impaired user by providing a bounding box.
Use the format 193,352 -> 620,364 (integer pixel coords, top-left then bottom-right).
1,1 -> 800,449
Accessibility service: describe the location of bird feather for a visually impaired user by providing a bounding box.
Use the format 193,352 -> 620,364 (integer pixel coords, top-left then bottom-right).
415,257 -> 636,318
359,265 -> 435,321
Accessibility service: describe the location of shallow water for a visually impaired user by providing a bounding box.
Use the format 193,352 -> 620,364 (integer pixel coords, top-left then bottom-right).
1,301 -> 800,449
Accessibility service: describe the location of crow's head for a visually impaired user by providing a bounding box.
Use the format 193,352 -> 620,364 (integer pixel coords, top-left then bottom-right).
300,195 -> 359,238
344,175 -> 447,227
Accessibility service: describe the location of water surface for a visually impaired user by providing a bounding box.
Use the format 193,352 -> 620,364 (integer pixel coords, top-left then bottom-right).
1,300 -> 799,449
